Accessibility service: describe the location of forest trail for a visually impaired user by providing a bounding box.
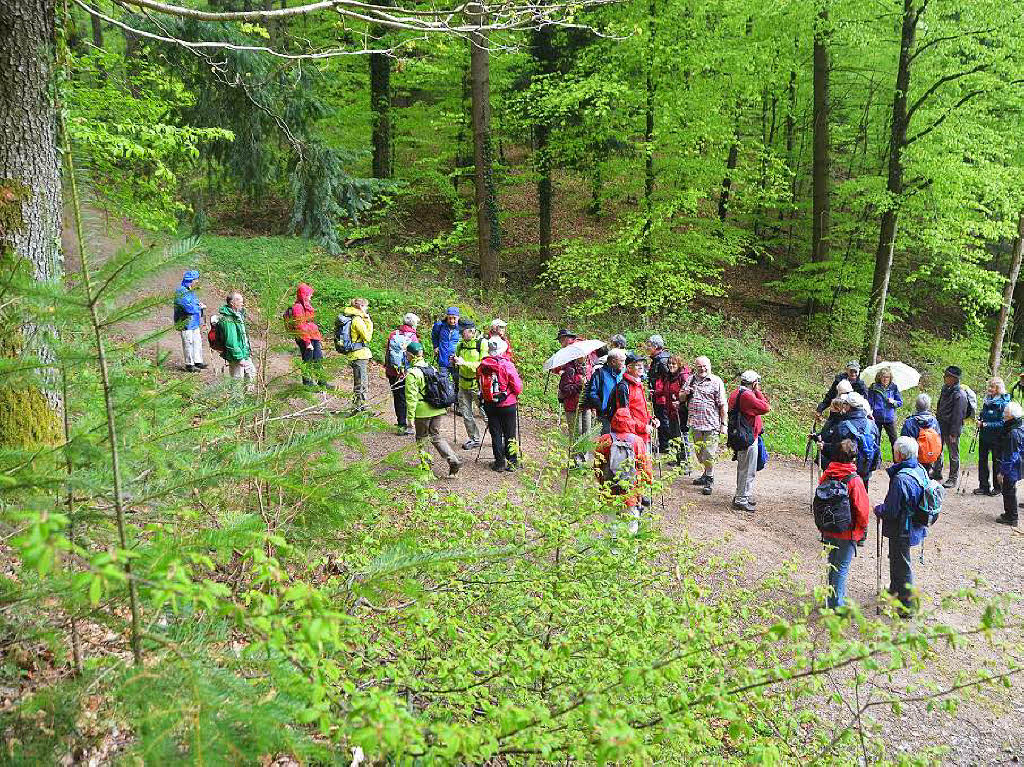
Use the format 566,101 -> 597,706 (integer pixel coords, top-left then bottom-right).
74,209 -> 1023,765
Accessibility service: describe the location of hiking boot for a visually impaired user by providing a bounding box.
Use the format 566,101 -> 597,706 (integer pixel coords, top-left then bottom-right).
942,477 -> 957,489
701,481 -> 713,496
732,499 -> 755,513
193,362 -> 208,369
996,515 -> 1019,527
972,487 -> 990,496
489,461 -> 506,472
448,459 -> 462,476
989,488 -> 1001,497
691,475 -> 710,486
185,364 -> 199,373
462,439 -> 481,450
319,382 -> 337,391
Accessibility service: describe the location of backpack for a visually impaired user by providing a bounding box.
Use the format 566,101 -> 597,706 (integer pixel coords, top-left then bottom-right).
604,435 -> 638,493
846,423 -> 879,477
173,302 -> 187,325
726,389 -> 756,451
420,365 -> 457,409
902,469 -> 943,528
208,316 -> 227,355
386,329 -> 416,370
334,314 -> 367,354
479,365 -> 509,405
813,473 -> 854,535
916,422 -> 942,464
963,386 -> 978,420
282,305 -> 296,331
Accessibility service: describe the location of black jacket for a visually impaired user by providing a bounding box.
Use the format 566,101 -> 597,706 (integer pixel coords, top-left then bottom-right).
816,373 -> 868,414
936,382 -> 969,437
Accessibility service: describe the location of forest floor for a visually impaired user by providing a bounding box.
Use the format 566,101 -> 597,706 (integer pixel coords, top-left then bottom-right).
67,207 -> 1023,765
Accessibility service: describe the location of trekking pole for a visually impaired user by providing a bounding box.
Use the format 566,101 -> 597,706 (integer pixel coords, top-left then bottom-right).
957,425 -> 979,496
475,422 -> 489,463
516,406 -> 523,462
876,517 -> 882,616
653,421 -> 665,513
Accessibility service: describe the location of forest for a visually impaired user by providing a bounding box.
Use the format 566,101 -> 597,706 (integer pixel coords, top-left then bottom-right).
1,0 -> 1023,763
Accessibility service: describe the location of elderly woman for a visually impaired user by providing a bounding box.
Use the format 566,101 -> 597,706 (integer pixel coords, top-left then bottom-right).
975,377 -> 1011,496
998,401 -> 1024,527
868,367 -> 903,457
819,394 -> 881,490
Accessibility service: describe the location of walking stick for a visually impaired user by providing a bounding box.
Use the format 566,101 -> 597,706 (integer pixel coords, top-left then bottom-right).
475,422 -> 489,463
876,517 -> 883,615
654,421 -> 665,513
956,425 -> 980,495
515,405 -> 523,462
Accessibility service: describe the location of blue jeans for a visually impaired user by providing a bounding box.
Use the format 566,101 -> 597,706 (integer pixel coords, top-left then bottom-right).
825,538 -> 857,609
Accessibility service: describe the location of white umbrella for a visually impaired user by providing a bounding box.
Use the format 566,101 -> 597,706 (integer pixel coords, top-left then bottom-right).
543,339 -> 606,372
860,361 -> 920,391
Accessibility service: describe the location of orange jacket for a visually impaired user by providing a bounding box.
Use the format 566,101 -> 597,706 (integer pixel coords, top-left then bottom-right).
594,410 -> 654,507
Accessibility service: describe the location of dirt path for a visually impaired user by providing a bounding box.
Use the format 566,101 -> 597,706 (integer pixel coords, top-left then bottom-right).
78,210 -> 1023,764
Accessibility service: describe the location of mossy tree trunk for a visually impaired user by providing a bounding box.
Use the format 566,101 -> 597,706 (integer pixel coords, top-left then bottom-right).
0,0 -> 63,448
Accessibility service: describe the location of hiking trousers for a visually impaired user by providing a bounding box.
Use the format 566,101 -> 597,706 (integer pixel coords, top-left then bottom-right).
563,406 -> 592,462
978,429 -> 1002,492
933,426 -> 961,480
653,404 -> 671,453
879,421 -> 897,458
229,358 -> 256,382
180,326 -> 204,366
414,414 -> 458,467
458,388 -> 482,442
733,442 -> 758,503
1002,479 -> 1018,521
825,538 -> 857,609
887,537 -> 914,610
388,373 -> 408,427
691,429 -> 720,477
484,403 -> 518,467
350,358 -> 369,409
296,339 -> 325,386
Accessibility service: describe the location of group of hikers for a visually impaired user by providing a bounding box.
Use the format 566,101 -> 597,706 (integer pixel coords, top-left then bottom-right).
174,272 -> 1024,615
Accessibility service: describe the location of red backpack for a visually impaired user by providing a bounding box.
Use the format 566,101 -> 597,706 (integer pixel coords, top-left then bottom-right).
479,365 -> 509,405
208,317 -> 227,355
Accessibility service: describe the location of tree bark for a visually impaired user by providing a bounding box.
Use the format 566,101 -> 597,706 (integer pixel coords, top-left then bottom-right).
717,130 -> 739,222
810,2 -> 831,272
469,7 -> 500,288
640,0 -> 656,257
90,3 -> 104,49
369,20 -> 393,179
532,25 -> 556,263
989,213 -> 1024,376
862,0 -> 918,365
0,0 -> 63,448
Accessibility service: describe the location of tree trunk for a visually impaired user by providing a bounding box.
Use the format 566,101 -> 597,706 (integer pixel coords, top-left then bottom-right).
717,130 -> 739,222
369,21 -> 392,179
641,0 -> 656,257
989,213 -> 1024,376
0,0 -> 63,448
90,3 -> 104,49
532,25 -> 555,263
469,7 -> 500,287
810,2 -> 831,272
862,0 -> 917,365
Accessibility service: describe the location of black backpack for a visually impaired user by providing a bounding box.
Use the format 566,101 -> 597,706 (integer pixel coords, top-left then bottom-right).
813,474 -> 854,534
726,389 -> 756,451
420,365 -> 457,409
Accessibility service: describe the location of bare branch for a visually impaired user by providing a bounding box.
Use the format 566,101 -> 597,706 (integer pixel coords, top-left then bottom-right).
906,63 -> 989,124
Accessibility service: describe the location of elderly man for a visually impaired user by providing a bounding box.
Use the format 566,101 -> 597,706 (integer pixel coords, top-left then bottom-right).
683,356 -> 728,495
816,361 -> 868,418
217,291 -> 256,385
587,348 -> 627,435
728,370 -> 771,512
875,436 -> 931,615
935,365 -> 970,488
998,401 -> 1024,528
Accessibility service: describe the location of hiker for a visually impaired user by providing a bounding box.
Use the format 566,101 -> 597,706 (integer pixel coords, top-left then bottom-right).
485,319 -> 513,359
817,439 -> 869,609
816,361 -> 868,418
867,367 -> 903,457
174,269 -> 206,372
289,283 -> 332,389
609,334 -> 628,350
586,348 -> 626,435
384,313 -> 420,435
682,356 -> 727,496
404,341 -> 461,476
217,291 -> 256,384
555,329 -> 592,466
728,370 -> 771,512
819,393 -> 880,490
875,436 -> 931,615
453,321 -> 486,450
655,354 -> 692,469
934,365 -> 970,488
594,408 -> 653,535
340,298 -> 373,411
477,340 -> 524,472
611,353 -> 654,445
647,335 -> 673,455
997,401 -> 1024,528
975,377 -> 1010,496
431,307 -> 462,369
900,394 -> 943,476
1010,371 -> 1024,403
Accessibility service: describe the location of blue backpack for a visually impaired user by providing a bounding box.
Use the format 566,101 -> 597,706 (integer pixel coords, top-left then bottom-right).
847,423 -> 879,477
